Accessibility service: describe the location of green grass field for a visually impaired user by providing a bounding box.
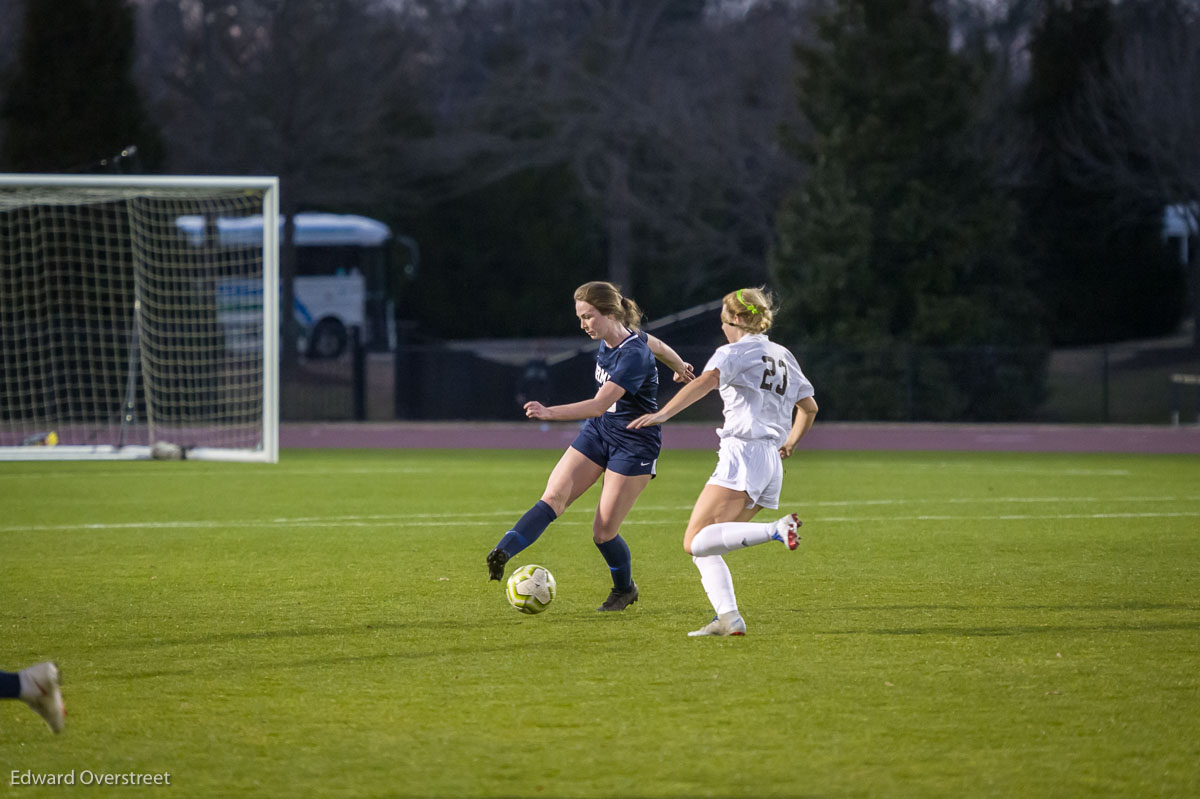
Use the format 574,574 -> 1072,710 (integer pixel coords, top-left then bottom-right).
2,448 -> 1199,797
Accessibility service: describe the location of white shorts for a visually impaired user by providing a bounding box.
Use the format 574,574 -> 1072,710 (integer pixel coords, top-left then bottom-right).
706,437 -> 783,510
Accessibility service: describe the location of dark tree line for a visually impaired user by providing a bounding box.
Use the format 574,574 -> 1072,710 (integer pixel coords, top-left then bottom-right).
771,0 -> 1047,420
1,0 -> 1197,418
1018,0 -> 1184,347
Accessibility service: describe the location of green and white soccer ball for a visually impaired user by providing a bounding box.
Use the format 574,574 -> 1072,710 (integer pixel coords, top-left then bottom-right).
505,564 -> 557,615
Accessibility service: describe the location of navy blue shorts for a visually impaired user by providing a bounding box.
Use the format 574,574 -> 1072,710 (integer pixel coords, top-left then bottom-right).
571,416 -> 660,478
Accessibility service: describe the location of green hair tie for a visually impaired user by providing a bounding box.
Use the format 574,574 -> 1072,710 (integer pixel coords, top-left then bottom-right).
736,289 -> 760,315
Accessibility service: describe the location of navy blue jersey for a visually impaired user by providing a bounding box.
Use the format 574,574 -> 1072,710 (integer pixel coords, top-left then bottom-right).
595,329 -> 659,422
581,329 -> 662,463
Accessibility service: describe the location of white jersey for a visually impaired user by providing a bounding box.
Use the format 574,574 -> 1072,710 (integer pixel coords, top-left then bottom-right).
703,334 -> 814,448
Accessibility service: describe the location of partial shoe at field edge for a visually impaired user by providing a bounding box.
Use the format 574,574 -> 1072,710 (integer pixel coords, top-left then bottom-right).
20,661 -> 65,733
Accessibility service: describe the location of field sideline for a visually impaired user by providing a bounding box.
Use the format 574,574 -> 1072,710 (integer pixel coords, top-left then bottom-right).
2,448 -> 1198,797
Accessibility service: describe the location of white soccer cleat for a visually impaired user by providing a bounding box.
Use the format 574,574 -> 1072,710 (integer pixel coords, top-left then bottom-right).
770,513 -> 801,550
20,662 -> 65,733
688,612 -> 747,637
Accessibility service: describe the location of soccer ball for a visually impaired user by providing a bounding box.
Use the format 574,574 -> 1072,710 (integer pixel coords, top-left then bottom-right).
505,564 -> 557,615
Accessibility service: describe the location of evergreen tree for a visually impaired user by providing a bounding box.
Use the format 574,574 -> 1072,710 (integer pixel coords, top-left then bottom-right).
1,0 -> 162,172
1019,0 -> 1182,345
771,0 -> 1046,420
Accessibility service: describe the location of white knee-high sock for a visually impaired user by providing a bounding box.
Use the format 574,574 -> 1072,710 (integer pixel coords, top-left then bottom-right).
692,555 -> 737,615
690,520 -> 779,558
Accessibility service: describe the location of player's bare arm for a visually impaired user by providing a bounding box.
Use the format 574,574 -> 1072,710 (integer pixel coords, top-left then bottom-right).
780,395 -> 819,458
627,368 -> 720,429
645,334 -> 695,383
525,380 -> 627,421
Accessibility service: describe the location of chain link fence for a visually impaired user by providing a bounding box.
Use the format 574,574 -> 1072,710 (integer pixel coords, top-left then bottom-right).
280,333 -> 1200,426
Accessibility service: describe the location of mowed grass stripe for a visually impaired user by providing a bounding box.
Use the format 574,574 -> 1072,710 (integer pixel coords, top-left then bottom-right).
4,496 -> 1199,534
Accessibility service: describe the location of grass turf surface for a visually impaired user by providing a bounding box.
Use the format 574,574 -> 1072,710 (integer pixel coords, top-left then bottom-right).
2,448 -> 1199,797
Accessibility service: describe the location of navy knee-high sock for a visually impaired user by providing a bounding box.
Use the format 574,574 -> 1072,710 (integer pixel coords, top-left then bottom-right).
596,535 -> 633,591
0,670 -> 20,698
494,500 -> 557,558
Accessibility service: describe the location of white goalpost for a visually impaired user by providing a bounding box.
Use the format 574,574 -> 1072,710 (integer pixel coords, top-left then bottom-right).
0,174 -> 279,462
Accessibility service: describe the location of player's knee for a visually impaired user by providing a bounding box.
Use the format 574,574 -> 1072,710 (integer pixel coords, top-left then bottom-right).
539,491 -> 569,516
592,524 -> 617,544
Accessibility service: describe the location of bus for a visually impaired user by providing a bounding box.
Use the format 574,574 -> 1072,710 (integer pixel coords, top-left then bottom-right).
177,212 -> 398,358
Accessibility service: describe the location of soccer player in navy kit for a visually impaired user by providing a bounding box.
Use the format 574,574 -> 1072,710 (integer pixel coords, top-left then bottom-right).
487,281 -> 694,611
1,662 -> 64,732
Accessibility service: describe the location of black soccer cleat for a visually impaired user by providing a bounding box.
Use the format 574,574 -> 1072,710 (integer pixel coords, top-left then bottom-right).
597,581 -> 639,611
486,548 -> 510,581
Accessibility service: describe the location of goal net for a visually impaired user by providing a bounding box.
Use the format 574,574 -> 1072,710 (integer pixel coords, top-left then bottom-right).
0,175 -> 279,462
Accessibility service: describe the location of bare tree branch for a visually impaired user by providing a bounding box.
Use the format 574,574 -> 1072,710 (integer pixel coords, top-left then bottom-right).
1057,1 -> 1200,228
424,0 -> 811,294
134,0 -> 814,302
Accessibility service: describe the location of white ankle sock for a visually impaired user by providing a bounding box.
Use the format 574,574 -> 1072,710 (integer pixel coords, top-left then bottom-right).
692,555 -> 737,615
690,520 -> 779,557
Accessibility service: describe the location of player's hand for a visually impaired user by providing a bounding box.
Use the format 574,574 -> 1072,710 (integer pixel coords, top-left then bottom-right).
627,413 -> 664,430
674,363 -> 695,383
524,401 -> 552,420
779,442 -> 796,459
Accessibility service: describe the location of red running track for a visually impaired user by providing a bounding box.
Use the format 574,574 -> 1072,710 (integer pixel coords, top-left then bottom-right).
280,421 -> 1200,454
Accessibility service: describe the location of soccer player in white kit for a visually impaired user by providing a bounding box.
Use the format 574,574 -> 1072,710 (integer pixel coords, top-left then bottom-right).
628,287 -> 818,636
